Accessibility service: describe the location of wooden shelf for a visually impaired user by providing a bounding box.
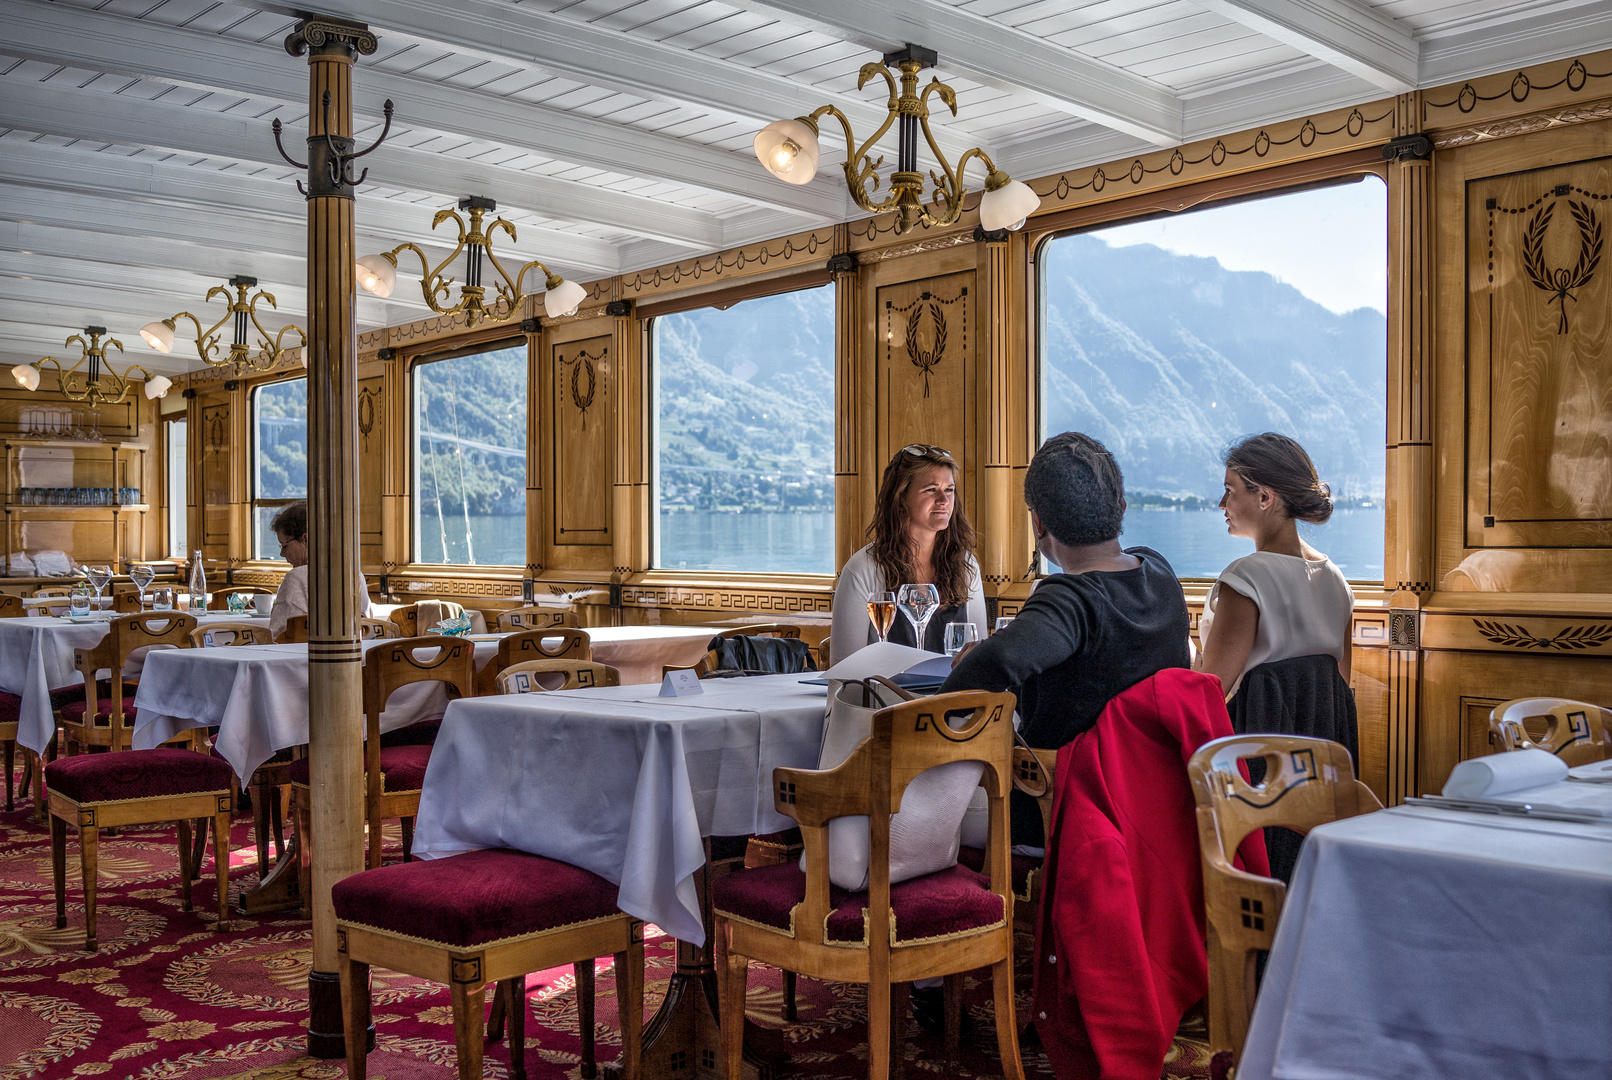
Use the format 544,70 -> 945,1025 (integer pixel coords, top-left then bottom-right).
2,504 -> 149,513
3,440 -> 149,451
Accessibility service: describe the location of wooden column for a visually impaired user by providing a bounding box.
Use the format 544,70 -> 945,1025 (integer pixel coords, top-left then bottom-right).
976,227 -> 1015,604
610,299 -> 649,588
286,16 -> 375,1057
379,344 -> 407,594
831,227 -> 862,570
226,379 -> 249,568
1383,95 -> 1435,804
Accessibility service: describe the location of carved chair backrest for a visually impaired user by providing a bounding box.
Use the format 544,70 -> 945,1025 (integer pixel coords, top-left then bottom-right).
71,612 -> 199,748
190,622 -> 274,647
387,605 -> 419,638
112,591 -> 142,613
357,617 -> 400,641
483,628 -> 592,694
1010,744 -> 1059,844
209,586 -> 273,611
497,659 -> 621,694
1489,697 -> 1612,766
772,689 -> 1017,954
361,635 -> 477,792
278,614 -> 308,644
496,606 -> 576,631
1187,733 -> 1382,1061
0,594 -> 22,618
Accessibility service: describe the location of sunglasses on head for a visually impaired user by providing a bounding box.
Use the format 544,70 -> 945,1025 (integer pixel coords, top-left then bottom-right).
902,443 -> 953,461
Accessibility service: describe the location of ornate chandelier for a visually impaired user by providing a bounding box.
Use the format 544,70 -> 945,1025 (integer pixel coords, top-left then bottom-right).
354,196 -> 588,326
139,276 -> 307,374
754,46 -> 1040,235
11,327 -> 172,406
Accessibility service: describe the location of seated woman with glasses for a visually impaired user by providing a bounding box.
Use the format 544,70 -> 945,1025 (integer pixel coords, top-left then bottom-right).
940,432 -> 1192,849
828,443 -> 987,662
268,501 -> 373,641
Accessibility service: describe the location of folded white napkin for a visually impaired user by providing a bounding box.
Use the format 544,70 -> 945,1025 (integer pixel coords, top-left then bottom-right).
1443,748 -> 1568,799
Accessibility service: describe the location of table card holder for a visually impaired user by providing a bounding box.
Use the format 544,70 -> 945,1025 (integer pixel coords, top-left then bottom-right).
660,669 -> 703,697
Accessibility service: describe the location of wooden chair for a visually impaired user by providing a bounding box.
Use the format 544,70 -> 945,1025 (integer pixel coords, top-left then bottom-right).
60,612 -> 199,755
292,635 -> 477,875
678,624 -> 806,679
0,592 -> 27,809
497,659 -> 621,694
713,690 -> 1024,1080
189,622 -> 275,648
47,746 -> 234,951
388,605 -> 420,637
335,848 -> 643,1080
278,614 -> 308,644
478,627 -> 591,694
208,586 -> 274,611
34,586 -> 74,598
495,605 -> 577,631
358,617 -> 400,640
112,591 -> 143,613
1187,733 -> 1382,1070
0,594 -> 21,618
1488,697 -> 1612,766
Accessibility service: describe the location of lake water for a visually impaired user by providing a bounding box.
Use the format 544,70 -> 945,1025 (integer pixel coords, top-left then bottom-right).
416,506 -> 1387,582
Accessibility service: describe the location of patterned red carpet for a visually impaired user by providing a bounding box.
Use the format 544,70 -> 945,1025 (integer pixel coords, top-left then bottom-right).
0,776 -> 1213,1080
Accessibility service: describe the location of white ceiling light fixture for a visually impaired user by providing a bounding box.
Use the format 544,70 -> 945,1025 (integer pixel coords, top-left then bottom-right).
15,326 -> 172,406
139,276 -> 306,375
754,45 -> 1040,235
357,196 -> 589,325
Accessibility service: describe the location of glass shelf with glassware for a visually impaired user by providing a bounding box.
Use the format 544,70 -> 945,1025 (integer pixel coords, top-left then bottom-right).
2,440 -> 150,574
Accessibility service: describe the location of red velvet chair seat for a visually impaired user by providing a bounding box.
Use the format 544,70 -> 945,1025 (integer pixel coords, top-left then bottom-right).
380,718 -> 441,748
58,695 -> 139,726
331,848 -> 621,948
45,748 -> 234,804
712,862 -> 1005,945
287,744 -> 432,793
956,845 -> 1041,900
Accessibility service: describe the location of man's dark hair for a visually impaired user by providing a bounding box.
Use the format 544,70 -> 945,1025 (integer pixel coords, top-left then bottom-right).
269,501 -> 308,541
1024,432 -> 1125,546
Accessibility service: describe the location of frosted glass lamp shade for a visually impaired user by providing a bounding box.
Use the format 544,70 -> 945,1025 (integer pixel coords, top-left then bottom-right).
754,119 -> 820,185
979,178 -> 1040,232
10,365 -> 39,392
356,255 -> 396,298
143,375 -> 173,400
139,320 -> 175,353
543,277 -> 588,318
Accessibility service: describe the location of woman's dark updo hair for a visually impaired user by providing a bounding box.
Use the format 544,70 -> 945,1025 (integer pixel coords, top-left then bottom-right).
1224,433 -> 1333,524
1024,432 -> 1126,546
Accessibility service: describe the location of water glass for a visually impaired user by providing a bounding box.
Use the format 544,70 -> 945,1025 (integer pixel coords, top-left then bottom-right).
895,583 -> 940,649
152,587 -> 173,611
943,621 -> 979,657
993,617 -> 1014,634
69,586 -> 91,617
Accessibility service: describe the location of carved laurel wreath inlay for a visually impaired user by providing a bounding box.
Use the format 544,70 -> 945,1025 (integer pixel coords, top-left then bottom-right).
885,288 -> 968,398
1473,619 -> 1612,650
557,347 -> 604,428
356,386 -> 380,447
1489,184 -> 1611,334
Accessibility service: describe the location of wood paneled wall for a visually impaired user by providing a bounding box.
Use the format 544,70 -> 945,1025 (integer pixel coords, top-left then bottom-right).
170,48 -> 1612,802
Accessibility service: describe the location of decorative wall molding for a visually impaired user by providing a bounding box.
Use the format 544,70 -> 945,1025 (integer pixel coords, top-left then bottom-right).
1423,55 -> 1612,128
1434,99 -> 1612,150
619,585 -> 832,613
610,228 -> 835,301
1422,613 -> 1612,655
1471,620 -> 1612,651
861,231 -> 980,263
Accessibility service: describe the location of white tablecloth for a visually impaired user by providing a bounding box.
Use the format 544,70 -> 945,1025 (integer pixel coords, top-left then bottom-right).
0,612 -> 268,756
411,673 -> 827,946
580,625 -> 719,684
129,637 -> 503,784
1239,786 -> 1612,1079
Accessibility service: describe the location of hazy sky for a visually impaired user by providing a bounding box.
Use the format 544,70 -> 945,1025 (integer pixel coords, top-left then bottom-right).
1091,177 -> 1388,316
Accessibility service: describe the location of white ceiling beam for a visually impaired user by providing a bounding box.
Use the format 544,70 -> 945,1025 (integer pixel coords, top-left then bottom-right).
736,0 -> 1183,146
1,0 -> 844,223
1192,0 -> 1418,93
274,0 -> 976,162
0,103 -> 629,277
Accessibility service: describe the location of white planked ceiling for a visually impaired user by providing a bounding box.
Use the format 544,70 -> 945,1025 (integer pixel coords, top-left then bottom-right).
0,0 -> 1608,375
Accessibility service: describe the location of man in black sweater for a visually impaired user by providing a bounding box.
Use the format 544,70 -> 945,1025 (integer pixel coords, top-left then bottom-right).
940,431 -> 1191,849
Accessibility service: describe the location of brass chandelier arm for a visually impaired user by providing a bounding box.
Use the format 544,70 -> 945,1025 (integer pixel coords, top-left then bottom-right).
171,306 -> 232,367
480,217 -> 524,323
383,242 -> 458,314
805,104 -> 899,216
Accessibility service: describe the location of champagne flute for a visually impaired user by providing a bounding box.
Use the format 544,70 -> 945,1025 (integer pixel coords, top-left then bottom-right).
895,583 -> 940,650
129,563 -> 155,608
866,591 -> 898,644
85,564 -> 112,610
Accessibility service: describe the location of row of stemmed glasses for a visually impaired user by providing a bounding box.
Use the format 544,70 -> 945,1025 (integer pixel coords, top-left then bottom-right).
69,563 -> 161,614
864,584 -> 944,648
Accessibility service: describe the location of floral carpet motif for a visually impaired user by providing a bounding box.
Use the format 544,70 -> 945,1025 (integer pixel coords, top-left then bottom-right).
0,762 -> 1213,1079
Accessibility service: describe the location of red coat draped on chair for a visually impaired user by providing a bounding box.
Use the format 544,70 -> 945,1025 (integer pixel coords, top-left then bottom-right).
1032,667 -> 1269,1079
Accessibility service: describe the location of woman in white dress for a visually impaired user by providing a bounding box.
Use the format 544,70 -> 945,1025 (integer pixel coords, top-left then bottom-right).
1199,433 -> 1356,880
828,443 -> 987,665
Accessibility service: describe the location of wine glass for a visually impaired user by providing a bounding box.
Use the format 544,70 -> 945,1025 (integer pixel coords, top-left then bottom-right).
84,564 -> 112,610
129,563 -> 155,608
943,621 -> 979,657
866,591 -> 897,644
993,616 -> 1014,634
895,583 -> 940,650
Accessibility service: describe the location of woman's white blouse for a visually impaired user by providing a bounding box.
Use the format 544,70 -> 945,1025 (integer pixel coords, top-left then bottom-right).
828,544 -> 988,665
1200,551 -> 1354,697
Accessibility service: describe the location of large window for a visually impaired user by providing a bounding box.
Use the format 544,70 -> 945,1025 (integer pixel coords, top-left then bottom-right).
1039,178 -> 1387,580
652,284 -> 835,574
166,418 -> 187,559
251,378 -> 307,559
414,341 -> 528,566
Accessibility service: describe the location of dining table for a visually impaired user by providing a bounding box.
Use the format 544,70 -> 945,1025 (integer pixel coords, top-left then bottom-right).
574,624 -> 720,684
1236,773 -> 1612,1079
411,671 -> 830,1080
